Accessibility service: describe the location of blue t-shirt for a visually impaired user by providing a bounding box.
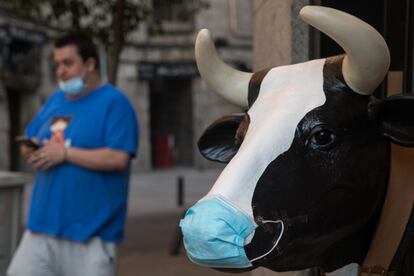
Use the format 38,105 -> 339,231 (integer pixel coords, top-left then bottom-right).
25,84 -> 139,243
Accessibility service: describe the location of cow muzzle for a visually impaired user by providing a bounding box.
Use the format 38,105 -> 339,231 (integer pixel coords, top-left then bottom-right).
179,195 -> 284,268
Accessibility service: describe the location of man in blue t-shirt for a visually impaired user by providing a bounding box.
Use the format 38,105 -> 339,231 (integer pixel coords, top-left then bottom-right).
7,32 -> 139,276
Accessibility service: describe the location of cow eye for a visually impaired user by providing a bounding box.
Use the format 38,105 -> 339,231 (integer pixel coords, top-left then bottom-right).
308,125 -> 337,150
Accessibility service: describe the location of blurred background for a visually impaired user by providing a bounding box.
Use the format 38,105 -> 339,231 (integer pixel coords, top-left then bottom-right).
0,0 -> 412,275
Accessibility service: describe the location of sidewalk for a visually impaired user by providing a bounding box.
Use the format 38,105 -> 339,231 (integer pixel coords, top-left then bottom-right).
127,167 -> 224,216
118,166 -> 252,276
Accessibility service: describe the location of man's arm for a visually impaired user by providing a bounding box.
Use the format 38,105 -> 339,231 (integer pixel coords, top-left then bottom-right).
28,139 -> 130,171
65,147 -> 130,171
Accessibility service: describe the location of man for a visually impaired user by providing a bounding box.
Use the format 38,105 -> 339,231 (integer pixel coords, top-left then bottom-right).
7,32 -> 139,276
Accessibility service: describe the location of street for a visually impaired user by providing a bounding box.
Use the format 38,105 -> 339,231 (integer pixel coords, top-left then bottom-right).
117,167 -> 252,276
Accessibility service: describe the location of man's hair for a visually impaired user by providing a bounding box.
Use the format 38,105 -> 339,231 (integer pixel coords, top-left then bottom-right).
54,32 -> 100,70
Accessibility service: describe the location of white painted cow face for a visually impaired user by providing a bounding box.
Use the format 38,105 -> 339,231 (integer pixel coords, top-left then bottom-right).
180,5 -> 396,273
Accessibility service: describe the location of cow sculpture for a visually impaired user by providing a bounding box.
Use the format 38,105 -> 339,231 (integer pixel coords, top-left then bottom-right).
179,5 -> 414,276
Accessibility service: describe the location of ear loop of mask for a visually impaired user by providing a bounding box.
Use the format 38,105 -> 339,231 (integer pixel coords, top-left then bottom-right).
249,220 -> 284,263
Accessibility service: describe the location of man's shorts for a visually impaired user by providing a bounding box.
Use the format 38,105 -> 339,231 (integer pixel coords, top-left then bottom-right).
7,231 -> 117,276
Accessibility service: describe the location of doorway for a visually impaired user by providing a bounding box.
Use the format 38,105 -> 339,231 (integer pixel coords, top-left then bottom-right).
150,78 -> 194,168
6,88 -> 21,171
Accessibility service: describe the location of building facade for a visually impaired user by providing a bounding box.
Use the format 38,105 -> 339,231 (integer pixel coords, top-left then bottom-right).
122,0 -> 253,171
0,0 -> 253,172
0,9 -> 58,172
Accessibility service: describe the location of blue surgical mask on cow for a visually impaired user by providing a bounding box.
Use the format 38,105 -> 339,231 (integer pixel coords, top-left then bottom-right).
58,76 -> 86,95
179,195 -> 283,268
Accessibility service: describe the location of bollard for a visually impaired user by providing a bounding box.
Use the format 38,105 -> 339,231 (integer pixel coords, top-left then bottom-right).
170,176 -> 185,255
177,176 -> 184,207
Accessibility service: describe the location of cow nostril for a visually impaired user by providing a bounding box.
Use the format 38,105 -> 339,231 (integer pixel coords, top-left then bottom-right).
255,216 -> 274,234
245,220 -> 284,263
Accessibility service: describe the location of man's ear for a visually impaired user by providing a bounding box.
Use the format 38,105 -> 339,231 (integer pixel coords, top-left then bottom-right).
198,114 -> 246,163
85,57 -> 96,72
369,95 -> 414,146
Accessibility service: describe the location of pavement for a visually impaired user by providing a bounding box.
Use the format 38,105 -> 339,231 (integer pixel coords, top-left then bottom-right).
117,166 -> 252,276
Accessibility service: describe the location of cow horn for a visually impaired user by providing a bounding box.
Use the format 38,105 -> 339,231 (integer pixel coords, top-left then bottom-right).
195,29 -> 252,108
300,6 -> 390,95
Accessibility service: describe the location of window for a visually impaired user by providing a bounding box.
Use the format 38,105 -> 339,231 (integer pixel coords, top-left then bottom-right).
151,0 -> 202,33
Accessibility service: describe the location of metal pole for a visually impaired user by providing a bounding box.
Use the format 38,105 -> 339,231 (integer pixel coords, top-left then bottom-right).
403,0 -> 414,94
177,176 -> 184,207
379,0 -> 388,99
169,176 -> 185,255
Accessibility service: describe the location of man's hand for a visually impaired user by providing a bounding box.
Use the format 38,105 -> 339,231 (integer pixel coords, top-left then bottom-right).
20,137 -> 40,160
28,140 -> 66,170
21,145 -> 36,160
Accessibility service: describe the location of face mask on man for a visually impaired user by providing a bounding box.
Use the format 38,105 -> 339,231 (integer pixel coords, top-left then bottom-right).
58,76 -> 86,96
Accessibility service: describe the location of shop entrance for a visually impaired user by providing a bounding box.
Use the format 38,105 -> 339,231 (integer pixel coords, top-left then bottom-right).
149,79 -> 194,168
6,88 -> 21,171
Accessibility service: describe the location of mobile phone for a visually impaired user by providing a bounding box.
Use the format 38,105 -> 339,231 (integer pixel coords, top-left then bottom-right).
15,136 -> 40,149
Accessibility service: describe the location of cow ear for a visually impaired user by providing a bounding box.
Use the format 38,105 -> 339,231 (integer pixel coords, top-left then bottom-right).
370,95 -> 414,146
198,114 -> 245,163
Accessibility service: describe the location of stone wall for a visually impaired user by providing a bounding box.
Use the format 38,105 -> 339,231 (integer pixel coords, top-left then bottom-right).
252,0 -> 292,70
252,0 -> 310,70
116,62 -> 151,172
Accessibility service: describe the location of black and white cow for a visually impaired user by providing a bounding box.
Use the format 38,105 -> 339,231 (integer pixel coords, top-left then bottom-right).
180,6 -> 414,276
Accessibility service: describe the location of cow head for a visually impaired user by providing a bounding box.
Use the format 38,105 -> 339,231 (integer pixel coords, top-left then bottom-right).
180,6 -> 414,273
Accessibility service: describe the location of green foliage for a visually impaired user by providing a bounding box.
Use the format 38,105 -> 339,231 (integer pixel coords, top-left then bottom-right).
0,0 -> 150,44
0,0 -> 208,44
1,0 -> 209,83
